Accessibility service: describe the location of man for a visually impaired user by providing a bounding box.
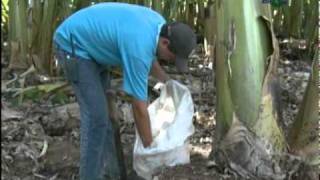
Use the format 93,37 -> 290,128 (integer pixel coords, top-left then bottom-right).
53,2 -> 196,180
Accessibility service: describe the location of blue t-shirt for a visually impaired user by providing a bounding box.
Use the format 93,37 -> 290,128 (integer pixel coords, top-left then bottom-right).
54,3 -> 166,101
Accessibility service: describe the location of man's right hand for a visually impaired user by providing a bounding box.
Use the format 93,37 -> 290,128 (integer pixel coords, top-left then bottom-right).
131,99 -> 153,147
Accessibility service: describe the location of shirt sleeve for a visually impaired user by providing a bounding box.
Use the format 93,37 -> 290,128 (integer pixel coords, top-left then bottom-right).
121,53 -> 151,101
117,21 -> 157,101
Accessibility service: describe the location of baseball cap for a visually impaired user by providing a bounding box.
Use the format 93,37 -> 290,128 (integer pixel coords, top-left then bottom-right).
160,22 -> 197,73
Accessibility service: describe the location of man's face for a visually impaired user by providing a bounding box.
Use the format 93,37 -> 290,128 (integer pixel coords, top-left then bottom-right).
157,37 -> 176,63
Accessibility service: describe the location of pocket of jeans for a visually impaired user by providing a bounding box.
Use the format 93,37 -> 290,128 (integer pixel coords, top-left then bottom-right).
64,57 -> 79,83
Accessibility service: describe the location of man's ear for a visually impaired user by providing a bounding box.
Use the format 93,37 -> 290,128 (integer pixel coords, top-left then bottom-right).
160,37 -> 170,46
163,38 -> 170,46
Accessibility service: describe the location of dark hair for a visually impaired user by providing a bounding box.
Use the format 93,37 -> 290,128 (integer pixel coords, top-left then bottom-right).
160,23 -> 169,38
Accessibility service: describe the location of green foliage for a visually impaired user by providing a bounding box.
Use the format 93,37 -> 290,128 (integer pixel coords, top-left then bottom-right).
5,0 -> 209,74
8,82 -> 69,105
1,0 -> 9,23
4,0 -> 317,73
271,0 -> 317,59
51,90 -> 70,105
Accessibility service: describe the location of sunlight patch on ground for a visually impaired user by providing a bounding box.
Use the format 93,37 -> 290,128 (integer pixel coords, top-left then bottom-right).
189,143 -> 212,158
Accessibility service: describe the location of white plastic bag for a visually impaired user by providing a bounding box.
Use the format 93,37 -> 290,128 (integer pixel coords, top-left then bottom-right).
133,80 -> 195,179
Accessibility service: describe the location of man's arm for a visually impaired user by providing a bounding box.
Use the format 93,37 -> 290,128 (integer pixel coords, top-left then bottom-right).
150,60 -> 170,83
130,60 -> 168,148
131,99 -> 152,147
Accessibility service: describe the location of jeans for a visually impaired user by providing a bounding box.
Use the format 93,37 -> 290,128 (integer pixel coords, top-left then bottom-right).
54,46 -> 120,180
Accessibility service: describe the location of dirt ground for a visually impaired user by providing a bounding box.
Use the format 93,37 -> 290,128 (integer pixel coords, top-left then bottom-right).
1,43 -> 313,180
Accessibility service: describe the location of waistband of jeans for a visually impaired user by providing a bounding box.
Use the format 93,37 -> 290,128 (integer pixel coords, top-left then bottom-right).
53,42 -> 77,58
54,42 -> 69,53
53,41 -> 113,71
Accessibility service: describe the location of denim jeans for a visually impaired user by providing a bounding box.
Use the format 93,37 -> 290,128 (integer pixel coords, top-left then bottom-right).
54,46 -> 121,180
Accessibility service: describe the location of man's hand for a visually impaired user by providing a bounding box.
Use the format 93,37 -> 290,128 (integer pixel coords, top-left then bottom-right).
131,99 -> 153,147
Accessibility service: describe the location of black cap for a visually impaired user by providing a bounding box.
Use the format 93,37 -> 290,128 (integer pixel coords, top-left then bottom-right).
160,22 -> 197,73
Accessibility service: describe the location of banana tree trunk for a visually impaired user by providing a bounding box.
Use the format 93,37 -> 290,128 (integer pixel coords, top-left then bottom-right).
212,0 -> 286,179
32,0 -> 61,74
272,7 -> 284,36
288,51 -> 319,166
152,0 -> 162,13
203,0 -> 215,57
186,2 -> 195,29
8,0 -> 30,69
288,0 -> 303,38
8,0 -> 72,74
304,0 -> 318,58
